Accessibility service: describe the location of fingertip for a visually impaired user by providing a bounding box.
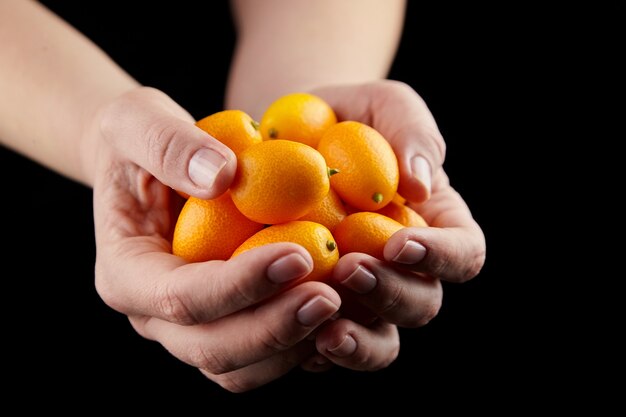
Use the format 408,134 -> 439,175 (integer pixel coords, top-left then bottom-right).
316,320 -> 400,371
289,280 -> 342,314
315,319 -> 356,358
398,181 -> 430,204
229,241 -> 316,286
411,155 -> 432,197
301,353 -> 333,373
388,240 -> 427,265
383,228 -> 427,264
267,252 -> 313,284
231,242 -> 313,269
398,155 -> 431,203
296,294 -> 340,327
187,144 -> 237,199
325,334 -> 358,358
332,252 -> 363,282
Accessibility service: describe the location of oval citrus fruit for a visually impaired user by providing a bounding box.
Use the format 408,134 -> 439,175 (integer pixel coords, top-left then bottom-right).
230,140 -> 330,224
298,188 -> 347,233
377,200 -> 428,228
318,121 -> 399,211
333,212 -> 404,260
260,92 -> 337,148
195,109 -> 262,156
392,193 -> 407,205
172,193 -> 263,262
232,221 -> 339,283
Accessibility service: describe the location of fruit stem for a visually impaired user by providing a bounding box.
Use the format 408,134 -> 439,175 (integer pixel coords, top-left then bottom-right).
328,167 -> 340,177
326,240 -> 337,251
372,192 -> 383,203
250,120 -> 260,130
268,127 -> 278,138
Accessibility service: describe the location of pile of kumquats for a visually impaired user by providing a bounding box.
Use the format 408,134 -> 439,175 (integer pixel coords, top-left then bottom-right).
172,92 -> 427,289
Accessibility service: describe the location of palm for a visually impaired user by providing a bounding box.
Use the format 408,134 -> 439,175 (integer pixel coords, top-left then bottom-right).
92,155 -> 189,320
96,162 -> 174,241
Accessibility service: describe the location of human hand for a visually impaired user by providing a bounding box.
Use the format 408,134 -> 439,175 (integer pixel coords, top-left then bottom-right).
88,87 -> 344,392
301,81 -> 486,371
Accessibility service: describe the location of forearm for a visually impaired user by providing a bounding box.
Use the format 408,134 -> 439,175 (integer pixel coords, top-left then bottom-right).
0,0 -> 138,186
227,0 -> 406,118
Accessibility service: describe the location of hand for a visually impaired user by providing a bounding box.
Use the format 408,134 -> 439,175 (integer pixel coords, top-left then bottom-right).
303,81 -> 486,371
89,87 -> 344,392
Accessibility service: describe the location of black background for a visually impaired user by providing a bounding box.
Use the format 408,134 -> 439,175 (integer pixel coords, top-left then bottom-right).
1,0 -> 621,407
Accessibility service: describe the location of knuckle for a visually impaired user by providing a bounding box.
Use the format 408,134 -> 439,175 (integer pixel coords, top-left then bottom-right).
428,249 -> 454,279
414,299 -> 442,328
221,278 -> 260,314
370,80 -> 418,105
428,129 -> 447,163
144,119 -> 182,174
154,282 -> 197,325
378,282 -> 405,318
257,325 -> 293,354
375,341 -> 400,370
395,123 -> 446,166
94,262 -> 123,313
194,348 -> 236,376
381,79 -> 446,164
455,245 -> 486,283
392,80 -> 416,97
379,79 -> 413,95
463,249 -> 487,282
385,279 -> 442,328
94,275 -> 114,308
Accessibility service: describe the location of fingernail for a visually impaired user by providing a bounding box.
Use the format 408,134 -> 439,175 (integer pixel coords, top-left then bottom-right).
411,156 -> 431,197
297,296 -> 339,327
392,240 -> 427,264
267,253 -> 313,283
328,334 -> 357,357
340,265 -> 377,294
188,148 -> 228,190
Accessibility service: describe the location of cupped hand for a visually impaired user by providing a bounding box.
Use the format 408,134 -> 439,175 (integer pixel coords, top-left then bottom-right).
88,87 -> 344,392
305,81 -> 486,371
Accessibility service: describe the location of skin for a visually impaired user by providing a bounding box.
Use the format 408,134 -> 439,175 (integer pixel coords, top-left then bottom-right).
0,0 -> 485,391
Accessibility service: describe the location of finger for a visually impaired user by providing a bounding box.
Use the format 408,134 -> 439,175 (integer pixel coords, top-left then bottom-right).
315,319 -> 400,371
96,241 -> 316,325
383,176 -> 486,283
99,87 -> 236,199
370,81 -> 445,203
332,253 -> 442,328
201,341 -> 316,393
314,80 -> 446,203
132,282 -> 340,375
300,353 -> 334,373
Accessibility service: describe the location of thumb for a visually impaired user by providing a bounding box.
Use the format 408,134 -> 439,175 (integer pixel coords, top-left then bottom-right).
99,87 -> 237,199
374,82 -> 446,204
313,81 -> 445,204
